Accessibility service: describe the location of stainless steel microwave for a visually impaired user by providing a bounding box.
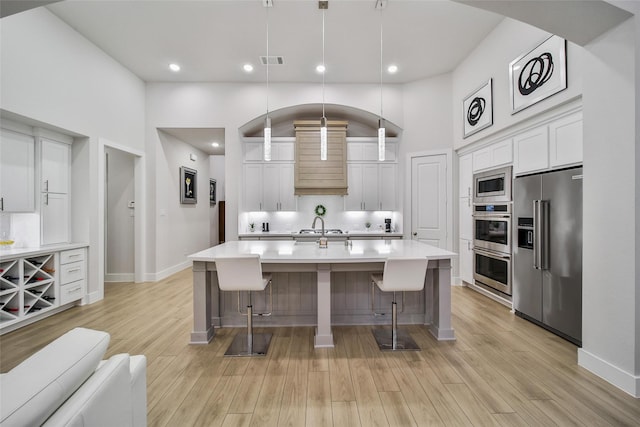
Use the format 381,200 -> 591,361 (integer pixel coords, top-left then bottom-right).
473,166 -> 512,204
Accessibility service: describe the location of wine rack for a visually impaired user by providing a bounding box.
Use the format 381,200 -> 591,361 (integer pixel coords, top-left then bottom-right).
0,252 -> 58,329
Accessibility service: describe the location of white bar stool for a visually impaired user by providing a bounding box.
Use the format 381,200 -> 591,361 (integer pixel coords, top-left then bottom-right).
215,255 -> 273,356
371,257 -> 429,351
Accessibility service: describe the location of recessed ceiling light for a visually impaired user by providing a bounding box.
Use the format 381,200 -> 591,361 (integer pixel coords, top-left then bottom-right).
211,142 -> 220,148
169,63 -> 181,72
387,64 -> 398,74
243,63 -> 254,72
316,64 -> 326,73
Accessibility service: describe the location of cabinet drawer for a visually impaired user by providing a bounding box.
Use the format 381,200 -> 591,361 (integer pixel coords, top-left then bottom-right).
61,261 -> 85,284
61,248 -> 85,264
60,280 -> 85,305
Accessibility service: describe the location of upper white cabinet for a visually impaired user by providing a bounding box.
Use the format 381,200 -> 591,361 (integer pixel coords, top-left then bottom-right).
345,163 -> 397,211
244,163 -> 296,212
0,130 -> 35,212
513,126 -> 549,175
379,164 -> 397,211
513,110 -> 583,176
243,164 -> 264,211
41,139 -> 70,194
472,139 -> 512,172
347,141 -> 397,162
549,111 -> 583,168
263,163 -> 296,211
41,192 -> 69,245
244,141 -> 295,162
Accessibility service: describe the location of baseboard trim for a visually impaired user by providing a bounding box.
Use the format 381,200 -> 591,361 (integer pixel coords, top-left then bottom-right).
105,273 -> 135,283
144,260 -> 192,282
578,348 -> 640,398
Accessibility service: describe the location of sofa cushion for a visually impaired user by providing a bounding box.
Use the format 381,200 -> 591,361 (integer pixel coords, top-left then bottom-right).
42,353 -> 133,427
0,328 -> 110,427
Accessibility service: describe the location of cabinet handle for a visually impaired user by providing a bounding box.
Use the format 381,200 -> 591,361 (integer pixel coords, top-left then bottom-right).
68,254 -> 81,258
45,194 -> 49,206
468,197 -> 471,207
468,187 -> 471,198
0,197 -> 3,211
67,268 -> 81,273
45,180 -> 49,192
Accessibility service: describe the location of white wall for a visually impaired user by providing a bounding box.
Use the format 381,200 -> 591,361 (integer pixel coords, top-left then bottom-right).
0,8 -> 145,301
452,18 -> 583,151
105,147 -> 135,282
578,10 -> 639,395
154,131 -> 211,279
145,82 -> 405,246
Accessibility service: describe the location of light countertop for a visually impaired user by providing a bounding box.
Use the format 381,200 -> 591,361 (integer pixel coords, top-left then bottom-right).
238,231 -> 404,238
0,243 -> 89,259
189,239 -> 456,264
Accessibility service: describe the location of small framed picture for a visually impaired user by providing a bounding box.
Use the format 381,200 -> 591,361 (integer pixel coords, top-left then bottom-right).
510,35 -> 567,114
209,179 -> 217,205
463,78 -> 493,138
180,166 -> 197,204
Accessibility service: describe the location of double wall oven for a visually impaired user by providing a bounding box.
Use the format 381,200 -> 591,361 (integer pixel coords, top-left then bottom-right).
472,166 -> 512,296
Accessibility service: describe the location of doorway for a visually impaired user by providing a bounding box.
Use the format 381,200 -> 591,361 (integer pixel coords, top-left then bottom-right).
409,151 -> 452,249
105,147 -> 135,282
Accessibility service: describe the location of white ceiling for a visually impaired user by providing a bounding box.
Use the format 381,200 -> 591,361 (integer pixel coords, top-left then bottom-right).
42,0 -> 504,155
46,0 -> 503,84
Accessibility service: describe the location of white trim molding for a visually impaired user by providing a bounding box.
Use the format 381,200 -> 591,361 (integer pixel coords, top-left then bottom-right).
578,348 -> 640,398
145,260 -> 192,283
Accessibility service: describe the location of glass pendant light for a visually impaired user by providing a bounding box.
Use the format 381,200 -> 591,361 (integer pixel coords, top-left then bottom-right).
377,0 -> 386,161
264,1 -> 272,161
320,3 -> 327,161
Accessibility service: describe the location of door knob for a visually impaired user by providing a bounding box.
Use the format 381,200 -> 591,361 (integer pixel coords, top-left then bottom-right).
412,232 -> 417,236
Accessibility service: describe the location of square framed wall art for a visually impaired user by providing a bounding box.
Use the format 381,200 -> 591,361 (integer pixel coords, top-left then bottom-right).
510,35 -> 567,114
463,78 -> 493,138
180,166 -> 197,204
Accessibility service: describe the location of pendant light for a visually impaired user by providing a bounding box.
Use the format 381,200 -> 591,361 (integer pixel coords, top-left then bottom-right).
319,1 -> 328,161
263,0 -> 272,161
377,0 -> 386,161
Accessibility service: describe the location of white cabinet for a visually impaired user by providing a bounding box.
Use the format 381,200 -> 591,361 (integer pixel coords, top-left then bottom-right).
244,142 -> 295,162
458,153 -> 474,284
40,138 -> 71,245
59,248 -> 86,305
459,239 -> 474,285
379,164 -> 397,211
0,130 -> 35,212
244,164 -> 264,211
549,111 -> 582,168
345,163 -> 396,211
472,139 -> 512,172
244,163 -> 295,212
513,111 -> 583,176
41,193 -> 69,245
347,142 -> 397,162
263,163 -> 296,211
41,139 -> 70,194
513,126 -> 549,175
459,154 -> 473,199
459,197 -> 473,241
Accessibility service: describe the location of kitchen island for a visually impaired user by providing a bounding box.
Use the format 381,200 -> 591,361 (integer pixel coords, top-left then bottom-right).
188,239 -> 456,347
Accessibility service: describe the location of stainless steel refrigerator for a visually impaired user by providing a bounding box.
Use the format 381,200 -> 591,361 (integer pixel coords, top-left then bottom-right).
513,166 -> 582,345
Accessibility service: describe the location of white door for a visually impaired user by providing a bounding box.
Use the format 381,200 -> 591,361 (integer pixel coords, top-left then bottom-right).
361,164 -> 379,211
379,164 -> 397,211
243,164 -> 263,211
262,164 -> 280,211
411,154 -> 447,247
278,164 -> 296,211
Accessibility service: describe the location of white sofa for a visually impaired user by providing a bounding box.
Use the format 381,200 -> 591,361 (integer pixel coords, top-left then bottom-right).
0,327 -> 146,427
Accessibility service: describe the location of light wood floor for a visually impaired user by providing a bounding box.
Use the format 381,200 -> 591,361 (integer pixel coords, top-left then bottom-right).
2,268 -> 639,426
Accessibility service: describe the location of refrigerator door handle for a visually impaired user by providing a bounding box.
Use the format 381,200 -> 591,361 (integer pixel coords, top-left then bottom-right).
540,200 -> 550,270
533,200 -> 540,269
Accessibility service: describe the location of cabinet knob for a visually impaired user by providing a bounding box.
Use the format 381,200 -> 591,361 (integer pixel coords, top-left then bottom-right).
412,232 -> 417,236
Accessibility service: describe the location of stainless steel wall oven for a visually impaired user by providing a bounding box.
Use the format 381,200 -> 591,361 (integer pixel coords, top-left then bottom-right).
473,202 -> 512,296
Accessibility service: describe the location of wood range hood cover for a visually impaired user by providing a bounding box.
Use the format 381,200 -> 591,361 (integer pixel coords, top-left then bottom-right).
294,120 -> 348,196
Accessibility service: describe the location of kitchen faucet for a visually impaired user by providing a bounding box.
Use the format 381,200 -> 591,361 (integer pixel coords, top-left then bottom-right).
312,216 -> 328,248
311,216 -> 325,237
